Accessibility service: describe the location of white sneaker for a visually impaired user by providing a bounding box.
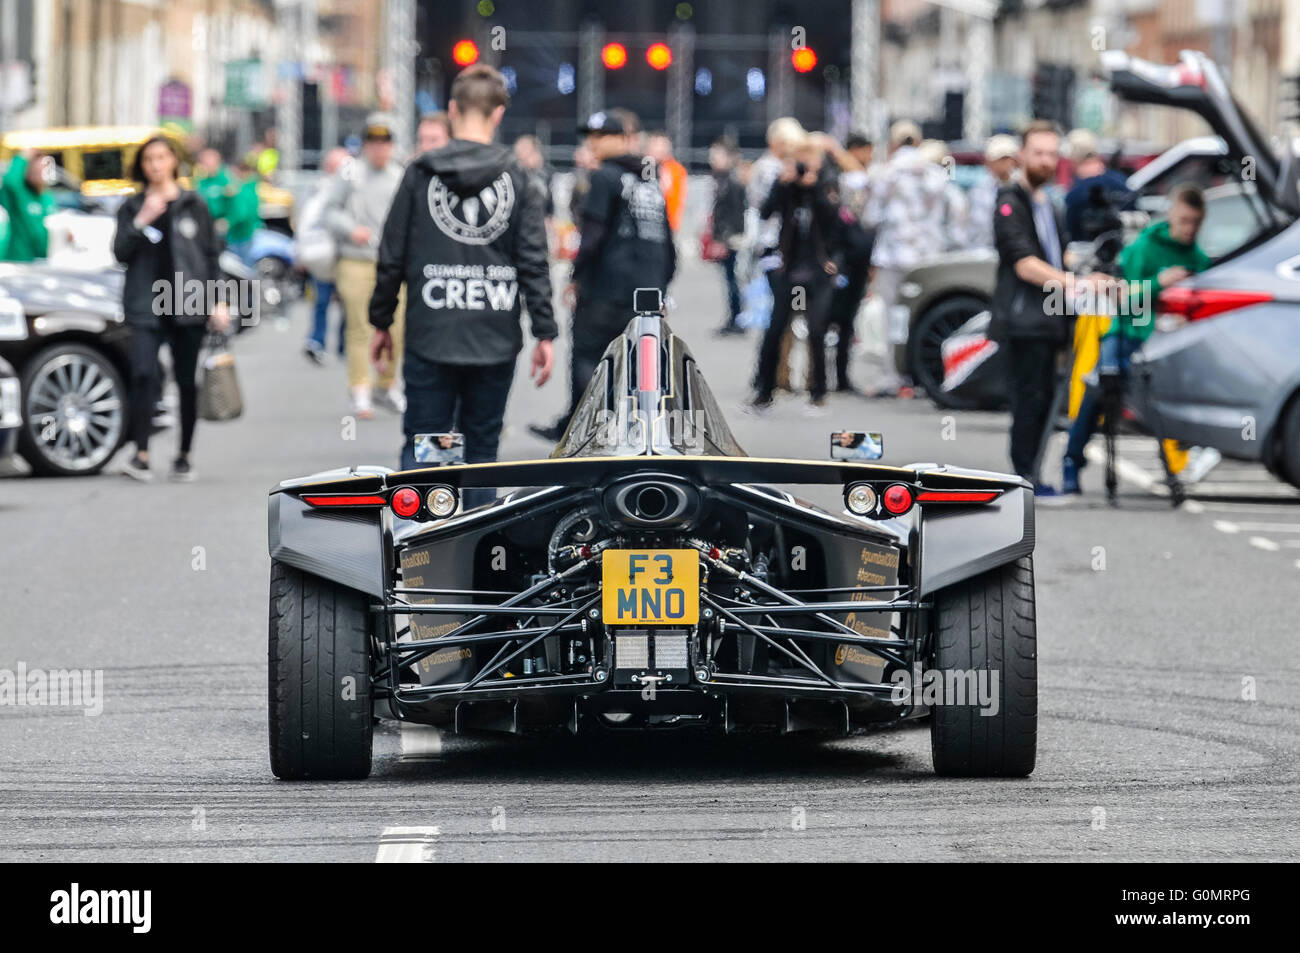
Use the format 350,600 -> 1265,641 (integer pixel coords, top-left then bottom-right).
351,386 -> 374,420
1182,446 -> 1222,484
377,386 -> 407,415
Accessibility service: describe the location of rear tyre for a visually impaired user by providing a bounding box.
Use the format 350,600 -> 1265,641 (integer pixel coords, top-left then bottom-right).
929,556 -> 1037,777
269,559 -> 373,780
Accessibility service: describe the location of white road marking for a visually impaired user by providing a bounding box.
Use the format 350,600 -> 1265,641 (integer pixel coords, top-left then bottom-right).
1213,520 -> 1239,534
399,724 -> 443,761
1248,537 -> 1281,552
376,826 -> 440,863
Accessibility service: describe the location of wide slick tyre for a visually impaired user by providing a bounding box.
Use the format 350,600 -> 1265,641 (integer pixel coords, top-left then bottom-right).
929,555 -> 1037,777
268,559 -> 373,780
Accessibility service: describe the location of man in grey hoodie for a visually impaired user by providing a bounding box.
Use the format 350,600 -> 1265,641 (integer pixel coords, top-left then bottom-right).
325,113 -> 407,419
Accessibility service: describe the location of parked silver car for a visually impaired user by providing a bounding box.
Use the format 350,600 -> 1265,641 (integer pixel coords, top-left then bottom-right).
1104,50 -> 1300,487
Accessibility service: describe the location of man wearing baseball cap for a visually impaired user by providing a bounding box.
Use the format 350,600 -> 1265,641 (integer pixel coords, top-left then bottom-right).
324,112 -> 407,419
969,134 -> 1020,249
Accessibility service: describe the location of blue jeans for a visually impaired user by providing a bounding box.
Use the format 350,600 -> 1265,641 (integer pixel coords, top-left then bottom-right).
307,279 -> 336,352
1065,334 -> 1143,467
400,351 -> 517,509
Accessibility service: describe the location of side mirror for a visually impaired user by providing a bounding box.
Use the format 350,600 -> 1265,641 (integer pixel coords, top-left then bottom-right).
830,431 -> 883,461
413,432 -> 465,466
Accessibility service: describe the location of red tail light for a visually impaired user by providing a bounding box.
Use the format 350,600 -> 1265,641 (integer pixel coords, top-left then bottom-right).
390,487 -> 422,519
881,484 -> 914,516
1157,286 -> 1273,321
637,335 -> 659,391
302,494 -> 387,507
916,489 -> 1001,504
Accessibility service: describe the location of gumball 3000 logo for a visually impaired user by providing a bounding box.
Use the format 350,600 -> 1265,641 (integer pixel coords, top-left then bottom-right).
427,172 -> 515,245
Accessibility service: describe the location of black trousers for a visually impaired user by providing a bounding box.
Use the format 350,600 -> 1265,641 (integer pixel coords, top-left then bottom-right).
755,271 -> 833,401
567,296 -> 632,422
1006,337 -> 1059,482
827,256 -> 870,390
129,319 -> 204,456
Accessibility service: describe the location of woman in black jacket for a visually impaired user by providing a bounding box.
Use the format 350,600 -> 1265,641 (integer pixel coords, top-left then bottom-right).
113,136 -> 229,482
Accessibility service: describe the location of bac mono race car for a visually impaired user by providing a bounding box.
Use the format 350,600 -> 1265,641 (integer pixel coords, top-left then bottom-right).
267,291 -> 1038,780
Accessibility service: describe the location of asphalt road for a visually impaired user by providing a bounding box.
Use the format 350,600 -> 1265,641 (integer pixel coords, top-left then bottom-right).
2,261 -> 1298,862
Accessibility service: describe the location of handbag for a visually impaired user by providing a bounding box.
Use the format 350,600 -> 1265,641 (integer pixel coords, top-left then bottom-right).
199,332 -> 244,421
699,217 -> 730,262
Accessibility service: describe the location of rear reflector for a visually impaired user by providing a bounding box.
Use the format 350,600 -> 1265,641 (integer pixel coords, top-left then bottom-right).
881,483 -> 914,515
302,494 -> 387,507
390,487 -> 422,518
915,489 -> 1001,504
636,334 -> 659,391
1157,286 -> 1274,321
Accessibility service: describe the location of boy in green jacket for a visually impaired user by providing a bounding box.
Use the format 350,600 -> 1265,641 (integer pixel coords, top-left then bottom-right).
1062,183 -> 1211,493
0,151 -> 55,261
222,160 -> 262,262
194,148 -> 232,221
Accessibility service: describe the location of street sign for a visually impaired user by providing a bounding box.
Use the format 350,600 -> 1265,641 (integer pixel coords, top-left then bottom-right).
225,59 -> 269,109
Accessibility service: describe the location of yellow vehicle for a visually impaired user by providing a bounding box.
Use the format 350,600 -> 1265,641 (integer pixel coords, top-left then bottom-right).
0,125 -> 292,226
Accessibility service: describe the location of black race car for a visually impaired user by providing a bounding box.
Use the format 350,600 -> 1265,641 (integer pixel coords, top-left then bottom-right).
267,292 -> 1039,780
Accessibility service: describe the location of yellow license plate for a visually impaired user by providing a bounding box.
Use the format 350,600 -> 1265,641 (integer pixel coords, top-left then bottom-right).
602,550 -> 699,625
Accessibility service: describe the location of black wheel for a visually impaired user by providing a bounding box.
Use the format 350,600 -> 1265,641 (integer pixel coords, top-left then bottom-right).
929,556 -> 1037,777
269,559 -> 373,780
1277,396 -> 1300,490
17,342 -> 127,476
906,294 -> 991,409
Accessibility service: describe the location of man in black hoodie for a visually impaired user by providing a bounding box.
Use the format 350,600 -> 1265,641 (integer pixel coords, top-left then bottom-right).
529,108 -> 675,442
369,64 -> 556,504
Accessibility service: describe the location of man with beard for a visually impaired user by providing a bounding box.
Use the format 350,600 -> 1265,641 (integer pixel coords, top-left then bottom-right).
991,120 -> 1108,494
529,108 -> 675,442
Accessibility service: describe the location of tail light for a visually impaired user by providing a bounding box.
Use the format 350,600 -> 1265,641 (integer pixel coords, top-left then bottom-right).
636,335 -> 659,391
915,489 -> 1001,504
1157,286 -> 1273,322
389,487 -> 422,519
302,494 -> 386,507
881,484 -> 914,516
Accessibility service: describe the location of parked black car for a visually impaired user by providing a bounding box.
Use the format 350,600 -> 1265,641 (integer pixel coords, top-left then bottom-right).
0,263 -> 131,476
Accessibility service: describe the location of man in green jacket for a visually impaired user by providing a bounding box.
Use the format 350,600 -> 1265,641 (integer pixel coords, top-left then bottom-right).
0,151 -> 55,261
1062,183 -> 1211,493
0,204 -> 9,259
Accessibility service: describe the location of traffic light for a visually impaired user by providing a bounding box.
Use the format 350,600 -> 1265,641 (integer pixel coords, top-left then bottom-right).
1282,74 -> 1300,124
646,43 -> 672,70
791,47 -> 817,73
452,39 -> 479,67
602,43 -> 628,69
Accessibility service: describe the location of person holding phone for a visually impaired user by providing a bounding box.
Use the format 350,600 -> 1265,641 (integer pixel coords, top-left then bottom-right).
113,136 -> 230,483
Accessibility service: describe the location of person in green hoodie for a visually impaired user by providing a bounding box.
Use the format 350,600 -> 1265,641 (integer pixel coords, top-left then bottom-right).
0,203 -> 9,259
222,159 -> 262,264
194,148 -> 231,221
1062,183 -> 1211,493
0,150 -> 55,261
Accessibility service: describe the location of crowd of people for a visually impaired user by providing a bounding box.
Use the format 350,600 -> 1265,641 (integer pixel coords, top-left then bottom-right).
0,57 -> 1214,497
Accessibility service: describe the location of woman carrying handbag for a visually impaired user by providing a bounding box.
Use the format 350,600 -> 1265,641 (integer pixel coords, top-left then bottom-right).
113,135 -> 230,483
